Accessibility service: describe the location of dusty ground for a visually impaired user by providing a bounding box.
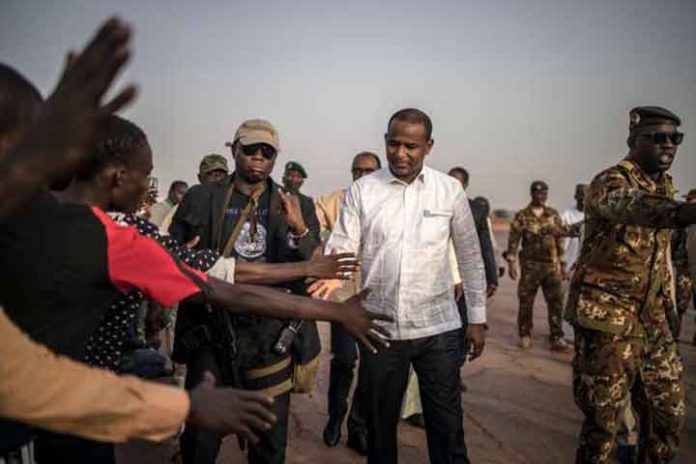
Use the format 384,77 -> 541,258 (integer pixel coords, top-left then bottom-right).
119,231 -> 696,463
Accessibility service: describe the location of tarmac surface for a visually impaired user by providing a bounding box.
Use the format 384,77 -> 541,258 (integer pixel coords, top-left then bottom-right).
119,230 -> 696,463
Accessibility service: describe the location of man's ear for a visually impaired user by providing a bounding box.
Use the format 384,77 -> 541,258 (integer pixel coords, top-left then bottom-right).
104,165 -> 126,188
627,135 -> 636,150
425,138 -> 434,155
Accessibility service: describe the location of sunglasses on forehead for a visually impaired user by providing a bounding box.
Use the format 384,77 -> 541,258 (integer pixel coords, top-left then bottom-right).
638,131 -> 684,146
240,143 -> 277,160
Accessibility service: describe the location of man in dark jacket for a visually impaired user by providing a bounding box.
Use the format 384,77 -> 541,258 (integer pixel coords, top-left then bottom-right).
448,166 -> 498,366
170,119 -> 321,464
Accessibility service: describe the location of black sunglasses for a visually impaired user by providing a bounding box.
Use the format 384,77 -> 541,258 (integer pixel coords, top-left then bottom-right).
638,131 -> 684,146
240,143 -> 277,160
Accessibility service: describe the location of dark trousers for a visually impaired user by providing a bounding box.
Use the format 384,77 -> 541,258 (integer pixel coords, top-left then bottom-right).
180,346 -> 291,464
34,431 -> 114,464
359,329 -> 468,464
329,323 -> 366,434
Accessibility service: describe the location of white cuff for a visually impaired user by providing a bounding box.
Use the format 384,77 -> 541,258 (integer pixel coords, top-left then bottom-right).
206,257 -> 236,283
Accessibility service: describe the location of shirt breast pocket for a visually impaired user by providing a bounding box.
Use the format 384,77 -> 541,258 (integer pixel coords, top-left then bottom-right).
421,209 -> 452,243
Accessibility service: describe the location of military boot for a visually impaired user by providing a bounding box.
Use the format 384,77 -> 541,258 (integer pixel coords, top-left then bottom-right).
323,359 -> 354,447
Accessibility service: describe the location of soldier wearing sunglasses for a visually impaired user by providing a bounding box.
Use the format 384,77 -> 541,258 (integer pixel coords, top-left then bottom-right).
566,106 -> 696,463
170,119 -> 326,464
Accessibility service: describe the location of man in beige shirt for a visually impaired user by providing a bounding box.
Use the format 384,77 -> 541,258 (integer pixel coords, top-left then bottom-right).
313,151 -> 381,454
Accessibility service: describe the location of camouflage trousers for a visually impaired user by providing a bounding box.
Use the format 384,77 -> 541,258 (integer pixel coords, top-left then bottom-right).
673,273 -> 694,338
572,326 -> 685,464
517,261 -> 564,341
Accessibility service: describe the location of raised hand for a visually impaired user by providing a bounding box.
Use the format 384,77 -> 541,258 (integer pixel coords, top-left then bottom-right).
335,289 -> 393,354
187,372 -> 276,444
41,17 -> 137,173
277,188 -> 307,235
307,252 -> 358,280
0,17 -> 137,217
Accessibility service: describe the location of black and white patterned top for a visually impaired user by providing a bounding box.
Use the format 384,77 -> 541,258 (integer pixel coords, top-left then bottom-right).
84,213 -> 219,370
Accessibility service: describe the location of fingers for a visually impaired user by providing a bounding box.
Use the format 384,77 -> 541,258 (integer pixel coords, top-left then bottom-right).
357,334 -> 378,354
237,390 -> 275,408
469,340 -> 484,361
98,85 -> 138,116
367,311 -> 394,323
85,18 -> 133,92
306,279 -> 322,294
240,398 -> 276,424
59,50 -> 78,81
235,424 -> 260,445
370,323 -> 391,338
367,329 -> 390,348
332,252 -> 356,260
277,188 -> 290,206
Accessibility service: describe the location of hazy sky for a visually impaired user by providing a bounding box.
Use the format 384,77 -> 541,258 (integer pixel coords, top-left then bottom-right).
2,0 -> 695,210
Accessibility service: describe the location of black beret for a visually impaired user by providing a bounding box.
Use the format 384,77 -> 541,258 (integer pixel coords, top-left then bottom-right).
629,106 -> 681,132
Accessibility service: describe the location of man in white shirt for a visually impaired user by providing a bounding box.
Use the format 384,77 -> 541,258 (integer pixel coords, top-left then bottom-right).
560,184 -> 587,270
326,108 -> 486,463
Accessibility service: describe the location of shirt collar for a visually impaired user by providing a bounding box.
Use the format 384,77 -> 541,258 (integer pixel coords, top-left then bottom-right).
381,165 -> 429,186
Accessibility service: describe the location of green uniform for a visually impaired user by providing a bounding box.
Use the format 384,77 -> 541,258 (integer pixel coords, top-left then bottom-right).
566,159 -> 685,463
507,204 -> 565,341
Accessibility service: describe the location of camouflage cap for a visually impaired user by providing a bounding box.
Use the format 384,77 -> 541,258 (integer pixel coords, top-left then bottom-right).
629,106 -> 681,133
284,161 -> 307,178
199,154 -> 229,175
233,119 -> 280,151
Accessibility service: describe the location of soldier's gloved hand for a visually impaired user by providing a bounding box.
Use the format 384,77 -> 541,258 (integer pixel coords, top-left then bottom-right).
676,202 -> 696,227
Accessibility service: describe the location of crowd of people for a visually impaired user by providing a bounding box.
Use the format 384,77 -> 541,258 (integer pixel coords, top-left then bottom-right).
1,16 -> 695,464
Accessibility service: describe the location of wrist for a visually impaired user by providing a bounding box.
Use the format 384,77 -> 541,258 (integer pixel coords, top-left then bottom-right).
302,261 -> 313,278
289,226 -> 308,238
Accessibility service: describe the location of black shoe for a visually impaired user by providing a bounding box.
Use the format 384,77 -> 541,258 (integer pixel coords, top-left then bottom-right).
323,418 -> 342,447
346,430 -> 368,456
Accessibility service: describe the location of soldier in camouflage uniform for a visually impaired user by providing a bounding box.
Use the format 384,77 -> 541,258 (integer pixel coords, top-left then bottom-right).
505,181 -> 570,351
566,106 -> 696,463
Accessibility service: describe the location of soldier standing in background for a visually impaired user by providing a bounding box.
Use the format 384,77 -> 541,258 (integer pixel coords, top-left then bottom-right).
505,181 -> 570,351
566,106 -> 696,463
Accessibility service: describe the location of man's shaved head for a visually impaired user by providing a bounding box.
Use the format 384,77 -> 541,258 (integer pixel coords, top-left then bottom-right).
0,63 -> 43,151
0,64 -> 43,152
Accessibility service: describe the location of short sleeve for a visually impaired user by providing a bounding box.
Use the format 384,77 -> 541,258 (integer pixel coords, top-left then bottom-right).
92,208 -> 207,307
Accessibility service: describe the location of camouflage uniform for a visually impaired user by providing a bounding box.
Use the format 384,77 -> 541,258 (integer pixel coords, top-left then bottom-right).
670,227 -> 692,338
566,159 -> 685,463
507,204 -> 565,342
